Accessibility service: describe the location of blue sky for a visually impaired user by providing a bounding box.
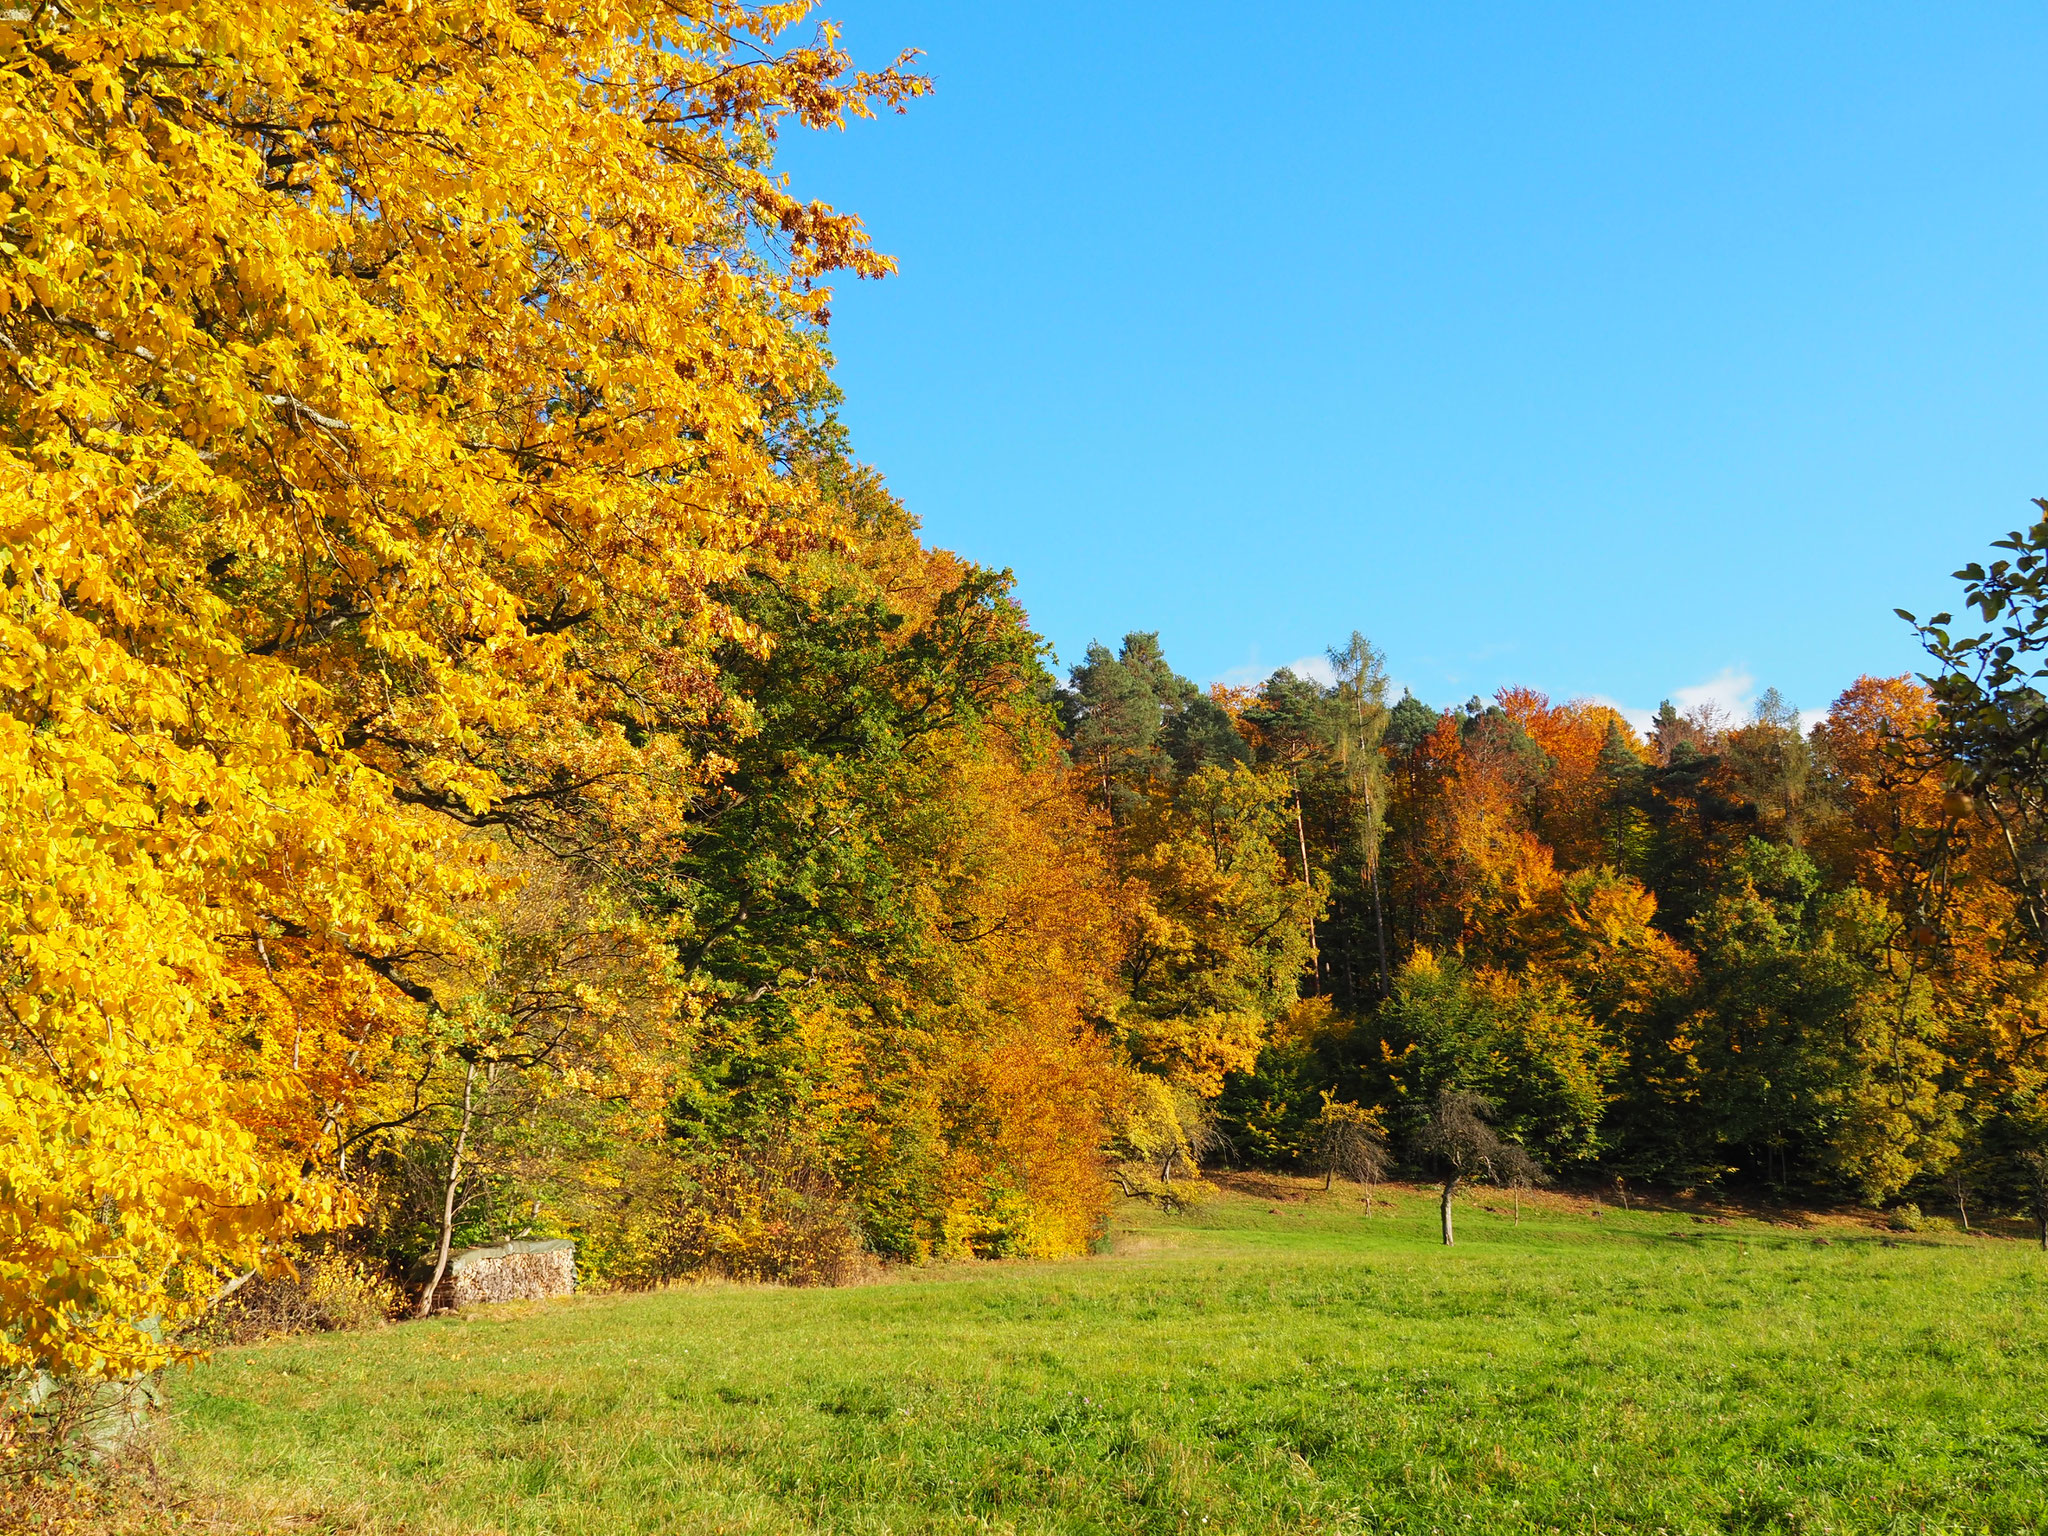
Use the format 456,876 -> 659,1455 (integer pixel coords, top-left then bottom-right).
778,3 -> 2048,726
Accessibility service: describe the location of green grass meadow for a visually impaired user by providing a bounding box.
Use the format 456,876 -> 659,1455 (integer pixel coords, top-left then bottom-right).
161,1184 -> 2048,1534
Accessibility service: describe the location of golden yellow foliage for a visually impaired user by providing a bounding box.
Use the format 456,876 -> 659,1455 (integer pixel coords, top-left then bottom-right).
923,734 -> 1132,1258
0,0 -> 921,1374
1115,763 -> 1315,1094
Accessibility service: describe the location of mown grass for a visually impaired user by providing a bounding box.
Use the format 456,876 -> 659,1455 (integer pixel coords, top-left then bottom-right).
158,1182 -> 2048,1534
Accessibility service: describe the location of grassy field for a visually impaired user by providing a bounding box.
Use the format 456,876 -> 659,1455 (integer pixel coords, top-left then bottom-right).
154,1180 -> 2048,1534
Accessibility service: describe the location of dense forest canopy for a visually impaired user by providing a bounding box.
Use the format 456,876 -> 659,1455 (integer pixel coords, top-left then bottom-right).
6,0 -> 2048,1386
1054,619 -> 2048,1220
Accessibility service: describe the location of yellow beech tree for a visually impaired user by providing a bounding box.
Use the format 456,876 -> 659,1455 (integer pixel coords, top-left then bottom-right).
0,0 -> 922,1375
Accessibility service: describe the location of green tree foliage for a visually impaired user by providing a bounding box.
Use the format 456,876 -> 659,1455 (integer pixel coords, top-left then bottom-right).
647,473 -> 1130,1263
1385,693 -> 1443,753
1215,1040 -> 1328,1166
1059,631 -> 1247,817
1368,950 -> 1612,1168
1614,841 -> 1955,1197
1062,637 -> 1175,820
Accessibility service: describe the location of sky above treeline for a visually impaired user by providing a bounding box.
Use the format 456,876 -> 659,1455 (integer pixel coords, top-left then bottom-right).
778,3 -> 2048,730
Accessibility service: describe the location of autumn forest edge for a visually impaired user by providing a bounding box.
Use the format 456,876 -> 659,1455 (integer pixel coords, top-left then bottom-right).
7,1 -> 2048,1382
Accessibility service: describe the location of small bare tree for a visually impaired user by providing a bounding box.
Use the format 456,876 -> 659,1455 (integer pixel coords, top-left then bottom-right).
1412,1088 -> 1541,1246
1163,1087 -> 1226,1184
1311,1094 -> 1389,1213
1111,1079 -> 1226,1198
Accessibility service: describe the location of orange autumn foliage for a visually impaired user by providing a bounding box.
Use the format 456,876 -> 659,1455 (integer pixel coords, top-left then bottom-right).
1389,712 -> 1559,958
1496,688 -> 1647,868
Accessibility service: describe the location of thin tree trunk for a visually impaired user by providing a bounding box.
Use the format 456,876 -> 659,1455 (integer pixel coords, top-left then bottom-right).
417,1060 -> 478,1319
209,1268 -> 259,1307
1368,856 -> 1391,998
1361,781 -> 1391,998
1293,772 -> 1318,987
1324,1164 -> 1334,1192
1363,1177 -> 1374,1220
1512,1185 -> 1520,1226
1440,1176 -> 1457,1246
1953,1174 -> 1970,1232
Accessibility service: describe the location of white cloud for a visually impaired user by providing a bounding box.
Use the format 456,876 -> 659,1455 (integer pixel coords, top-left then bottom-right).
1671,666 -> 1757,721
1589,667 -> 1760,738
1211,653 -> 1337,689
